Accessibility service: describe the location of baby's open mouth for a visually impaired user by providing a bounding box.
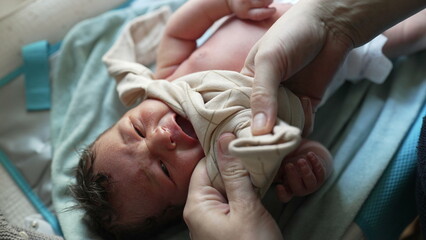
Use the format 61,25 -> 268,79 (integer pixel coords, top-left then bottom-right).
175,115 -> 198,140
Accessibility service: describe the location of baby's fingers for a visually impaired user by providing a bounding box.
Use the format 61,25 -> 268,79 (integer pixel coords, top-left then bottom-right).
275,184 -> 294,203
230,0 -> 273,9
228,0 -> 275,20
245,7 -> 276,21
284,163 -> 306,196
296,159 -> 318,192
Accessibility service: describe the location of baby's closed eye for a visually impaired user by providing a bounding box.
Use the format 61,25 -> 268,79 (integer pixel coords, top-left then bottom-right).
161,162 -> 170,177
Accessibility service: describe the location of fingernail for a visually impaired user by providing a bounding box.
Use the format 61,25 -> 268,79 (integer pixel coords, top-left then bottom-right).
253,113 -> 266,130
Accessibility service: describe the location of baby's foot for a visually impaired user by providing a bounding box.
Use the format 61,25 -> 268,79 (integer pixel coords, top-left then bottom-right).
275,151 -> 328,203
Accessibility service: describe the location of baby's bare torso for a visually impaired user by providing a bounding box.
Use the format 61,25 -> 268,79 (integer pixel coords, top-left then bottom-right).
171,3 -> 290,77
171,3 -> 325,111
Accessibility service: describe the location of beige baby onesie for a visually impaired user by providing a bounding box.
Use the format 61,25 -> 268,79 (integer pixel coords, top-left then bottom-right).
103,7 -> 304,197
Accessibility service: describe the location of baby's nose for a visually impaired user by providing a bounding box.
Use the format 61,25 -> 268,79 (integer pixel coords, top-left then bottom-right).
149,126 -> 176,151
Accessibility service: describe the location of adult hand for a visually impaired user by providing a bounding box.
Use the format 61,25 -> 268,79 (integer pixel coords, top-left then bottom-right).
242,0 -> 425,135
242,0 -> 352,135
184,133 -> 283,240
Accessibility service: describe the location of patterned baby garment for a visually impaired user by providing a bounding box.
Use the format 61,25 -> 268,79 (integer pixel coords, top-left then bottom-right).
103,7 -> 304,196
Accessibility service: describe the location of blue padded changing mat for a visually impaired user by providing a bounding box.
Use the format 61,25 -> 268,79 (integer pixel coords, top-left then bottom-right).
355,102 -> 426,239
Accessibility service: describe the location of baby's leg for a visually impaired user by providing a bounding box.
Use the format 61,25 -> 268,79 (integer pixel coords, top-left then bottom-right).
382,9 -> 426,58
274,139 -> 332,203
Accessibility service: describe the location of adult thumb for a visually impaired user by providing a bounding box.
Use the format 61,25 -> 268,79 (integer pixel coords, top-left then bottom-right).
251,68 -> 279,136
242,41 -> 280,136
216,133 -> 258,203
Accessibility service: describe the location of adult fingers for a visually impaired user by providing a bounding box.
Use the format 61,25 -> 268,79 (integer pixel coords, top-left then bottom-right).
187,159 -> 211,196
184,159 -> 207,226
186,158 -> 229,205
184,158 -> 227,226
216,133 -> 259,204
244,4 -> 329,135
243,41 -> 281,136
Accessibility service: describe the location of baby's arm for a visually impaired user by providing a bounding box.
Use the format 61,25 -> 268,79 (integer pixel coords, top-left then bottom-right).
155,0 -> 276,79
382,9 -> 426,58
274,139 -> 333,203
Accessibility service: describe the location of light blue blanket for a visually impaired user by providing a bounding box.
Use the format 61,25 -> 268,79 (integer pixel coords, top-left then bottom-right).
50,1 -> 187,239
281,52 -> 426,239
50,0 -> 426,239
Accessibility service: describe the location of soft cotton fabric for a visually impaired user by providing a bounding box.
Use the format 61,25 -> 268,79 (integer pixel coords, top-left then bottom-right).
103,7 -> 304,196
50,2 -> 188,239
49,1 -> 426,239
102,5 -> 394,197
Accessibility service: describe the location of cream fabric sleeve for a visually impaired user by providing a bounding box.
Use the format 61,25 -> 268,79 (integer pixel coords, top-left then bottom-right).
103,7 -> 305,197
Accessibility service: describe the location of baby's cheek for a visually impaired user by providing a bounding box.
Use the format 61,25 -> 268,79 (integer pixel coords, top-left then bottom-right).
174,146 -> 204,182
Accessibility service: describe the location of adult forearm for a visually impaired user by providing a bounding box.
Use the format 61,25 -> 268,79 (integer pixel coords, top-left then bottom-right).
245,0 -> 424,135
308,0 -> 426,47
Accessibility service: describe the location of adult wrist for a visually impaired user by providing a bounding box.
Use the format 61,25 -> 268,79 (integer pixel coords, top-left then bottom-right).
306,0 -> 426,47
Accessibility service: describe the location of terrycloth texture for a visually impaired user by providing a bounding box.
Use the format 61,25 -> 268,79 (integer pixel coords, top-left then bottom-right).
0,213 -> 25,240
102,8 -> 304,197
0,163 -> 62,239
0,162 -> 37,227
0,211 -> 63,240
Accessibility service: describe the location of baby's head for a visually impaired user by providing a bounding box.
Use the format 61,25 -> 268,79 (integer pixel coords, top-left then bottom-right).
70,99 -> 205,239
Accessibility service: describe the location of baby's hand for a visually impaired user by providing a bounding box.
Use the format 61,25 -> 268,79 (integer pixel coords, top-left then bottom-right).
226,0 -> 276,21
274,152 -> 327,203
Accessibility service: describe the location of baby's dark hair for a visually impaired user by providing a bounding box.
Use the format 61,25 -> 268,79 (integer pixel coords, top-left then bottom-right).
69,143 -> 185,240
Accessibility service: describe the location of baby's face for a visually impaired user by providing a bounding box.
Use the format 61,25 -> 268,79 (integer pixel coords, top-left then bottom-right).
92,99 -> 204,225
